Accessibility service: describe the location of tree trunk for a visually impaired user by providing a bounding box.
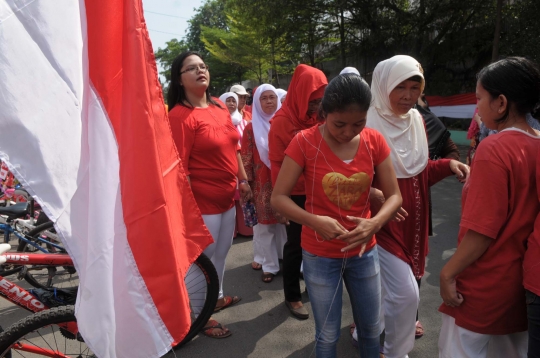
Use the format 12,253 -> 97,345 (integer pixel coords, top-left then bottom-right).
492,0 -> 503,62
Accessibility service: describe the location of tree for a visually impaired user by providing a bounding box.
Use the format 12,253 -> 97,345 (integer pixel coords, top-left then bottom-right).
154,39 -> 188,83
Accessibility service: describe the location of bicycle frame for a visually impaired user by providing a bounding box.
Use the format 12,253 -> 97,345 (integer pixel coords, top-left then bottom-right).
0,223 -> 63,253
0,251 -> 79,356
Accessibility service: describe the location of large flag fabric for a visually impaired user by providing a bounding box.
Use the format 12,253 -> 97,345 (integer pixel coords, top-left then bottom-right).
0,1 -> 214,357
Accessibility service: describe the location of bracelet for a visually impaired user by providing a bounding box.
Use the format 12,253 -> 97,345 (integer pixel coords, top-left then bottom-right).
239,179 -> 249,185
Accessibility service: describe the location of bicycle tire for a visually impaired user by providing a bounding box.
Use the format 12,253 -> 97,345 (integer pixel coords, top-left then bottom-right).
0,305 -> 94,357
176,252 -> 219,347
0,325 -> 11,358
17,222 -> 78,290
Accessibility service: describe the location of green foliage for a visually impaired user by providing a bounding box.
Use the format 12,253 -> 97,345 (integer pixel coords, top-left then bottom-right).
154,0 -> 540,97
154,39 -> 188,83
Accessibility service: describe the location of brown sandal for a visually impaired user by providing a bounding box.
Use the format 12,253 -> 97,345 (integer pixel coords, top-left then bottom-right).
201,319 -> 232,339
251,262 -> 262,270
214,295 -> 241,312
262,272 -> 274,283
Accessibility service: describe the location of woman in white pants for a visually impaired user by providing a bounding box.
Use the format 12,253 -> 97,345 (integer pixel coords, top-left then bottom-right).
168,51 -> 252,338
360,55 -> 469,358
241,84 -> 287,282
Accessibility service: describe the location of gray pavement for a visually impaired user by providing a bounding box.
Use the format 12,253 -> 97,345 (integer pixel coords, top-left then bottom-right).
167,166 -> 464,357
0,151 -> 466,358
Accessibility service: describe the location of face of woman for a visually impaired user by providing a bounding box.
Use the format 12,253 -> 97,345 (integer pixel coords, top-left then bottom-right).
307,98 -> 322,116
280,94 -> 286,103
325,105 -> 367,144
225,97 -> 237,114
476,81 -> 503,130
388,79 -> 422,115
179,55 -> 210,94
259,90 -> 278,115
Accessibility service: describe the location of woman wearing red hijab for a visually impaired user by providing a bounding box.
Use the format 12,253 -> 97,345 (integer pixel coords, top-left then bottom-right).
268,64 -> 328,319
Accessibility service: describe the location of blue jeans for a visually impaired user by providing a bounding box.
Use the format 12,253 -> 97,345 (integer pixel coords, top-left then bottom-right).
303,247 -> 381,358
527,289 -> 540,358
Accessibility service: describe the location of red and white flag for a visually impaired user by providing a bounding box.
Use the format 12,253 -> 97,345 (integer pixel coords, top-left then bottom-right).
0,1 -> 213,357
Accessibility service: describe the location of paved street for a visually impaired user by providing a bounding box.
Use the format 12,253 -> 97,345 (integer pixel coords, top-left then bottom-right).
0,150 -> 466,358
167,159 -> 465,358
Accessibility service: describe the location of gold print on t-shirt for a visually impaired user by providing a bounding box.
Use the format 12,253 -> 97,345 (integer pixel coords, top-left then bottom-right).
322,172 -> 370,210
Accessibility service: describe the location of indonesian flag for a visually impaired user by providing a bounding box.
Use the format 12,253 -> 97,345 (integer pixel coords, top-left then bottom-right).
0,1 -> 213,357
425,93 -> 477,119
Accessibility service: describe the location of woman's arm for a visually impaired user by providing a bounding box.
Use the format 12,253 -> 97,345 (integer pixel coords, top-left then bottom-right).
237,151 -> 252,202
271,156 -> 348,240
440,229 -> 492,307
337,156 -> 402,252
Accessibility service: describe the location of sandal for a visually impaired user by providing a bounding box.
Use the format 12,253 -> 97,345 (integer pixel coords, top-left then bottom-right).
201,319 -> 232,339
415,321 -> 424,339
251,262 -> 262,270
262,272 -> 274,283
214,295 -> 241,312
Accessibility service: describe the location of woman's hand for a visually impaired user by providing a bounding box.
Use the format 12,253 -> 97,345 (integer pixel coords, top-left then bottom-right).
370,188 -> 408,222
311,216 -> 348,241
337,216 -> 379,253
440,271 -> 464,307
274,211 -> 290,225
449,160 -> 470,183
239,182 -> 252,202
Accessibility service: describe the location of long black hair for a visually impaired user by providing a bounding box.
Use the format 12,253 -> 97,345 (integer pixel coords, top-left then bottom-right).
167,51 -> 221,110
320,73 -> 372,117
477,57 -> 540,122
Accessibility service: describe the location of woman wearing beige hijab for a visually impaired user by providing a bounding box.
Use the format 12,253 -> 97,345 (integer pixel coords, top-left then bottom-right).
360,55 -> 469,358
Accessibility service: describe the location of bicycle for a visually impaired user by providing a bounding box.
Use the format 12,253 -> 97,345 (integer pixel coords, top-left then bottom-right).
0,203 -> 70,290
0,244 -> 219,356
0,244 -> 85,357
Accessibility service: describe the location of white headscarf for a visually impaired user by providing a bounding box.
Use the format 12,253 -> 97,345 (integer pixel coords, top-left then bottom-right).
276,88 -> 287,103
252,84 -> 281,168
219,92 -> 243,126
366,55 -> 428,178
340,67 -> 361,76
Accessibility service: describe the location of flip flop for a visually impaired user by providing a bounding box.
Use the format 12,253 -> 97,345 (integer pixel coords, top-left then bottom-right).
214,295 -> 241,312
252,262 -> 262,270
201,319 -> 232,339
262,272 -> 274,283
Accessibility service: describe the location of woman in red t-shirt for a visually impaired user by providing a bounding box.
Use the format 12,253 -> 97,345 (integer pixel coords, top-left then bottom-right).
167,51 -> 252,339
439,57 -> 540,358
271,74 -> 402,357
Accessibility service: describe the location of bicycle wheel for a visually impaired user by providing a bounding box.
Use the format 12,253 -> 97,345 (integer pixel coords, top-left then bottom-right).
0,305 -> 94,357
176,252 -> 219,347
17,222 -> 78,290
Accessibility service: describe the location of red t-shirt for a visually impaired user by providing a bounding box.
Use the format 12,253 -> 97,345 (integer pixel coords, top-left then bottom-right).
285,125 -> 390,258
169,101 -> 240,215
440,129 -> 540,335
523,145 -> 540,296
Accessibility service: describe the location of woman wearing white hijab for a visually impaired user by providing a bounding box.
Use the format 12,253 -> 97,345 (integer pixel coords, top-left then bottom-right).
364,55 -> 469,358
240,84 -> 287,282
276,88 -> 287,103
220,92 -> 249,143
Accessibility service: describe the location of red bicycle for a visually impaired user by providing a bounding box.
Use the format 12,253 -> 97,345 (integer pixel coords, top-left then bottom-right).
0,243 -> 218,357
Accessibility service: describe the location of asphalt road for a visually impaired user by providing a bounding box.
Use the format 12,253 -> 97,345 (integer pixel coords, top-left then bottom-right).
0,150 -> 466,358
166,166 -> 464,357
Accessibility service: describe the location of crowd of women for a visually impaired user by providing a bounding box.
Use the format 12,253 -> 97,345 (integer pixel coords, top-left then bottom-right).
167,50 -> 540,358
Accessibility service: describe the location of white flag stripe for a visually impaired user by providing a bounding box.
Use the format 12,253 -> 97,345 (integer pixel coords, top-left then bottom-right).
0,0 -> 84,221
0,1 -> 174,357
430,104 -> 477,119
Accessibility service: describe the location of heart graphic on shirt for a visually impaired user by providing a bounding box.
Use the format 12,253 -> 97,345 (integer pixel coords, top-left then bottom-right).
321,172 -> 370,210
